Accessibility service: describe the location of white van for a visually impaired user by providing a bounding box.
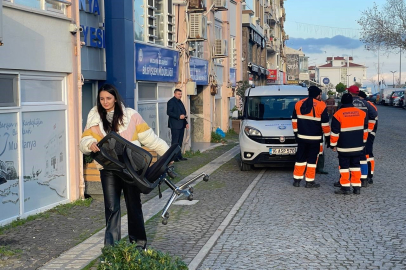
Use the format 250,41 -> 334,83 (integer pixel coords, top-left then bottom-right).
380,88 -> 402,105
234,84 -> 308,171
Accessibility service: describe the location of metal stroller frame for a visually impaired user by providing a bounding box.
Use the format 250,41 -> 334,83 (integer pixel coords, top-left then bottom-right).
91,132 -> 209,225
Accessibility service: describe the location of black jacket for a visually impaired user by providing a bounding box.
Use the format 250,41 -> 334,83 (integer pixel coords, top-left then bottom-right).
167,96 -> 188,129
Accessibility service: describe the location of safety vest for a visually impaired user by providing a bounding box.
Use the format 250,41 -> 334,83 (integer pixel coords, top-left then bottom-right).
292,98 -> 330,143
330,104 -> 367,156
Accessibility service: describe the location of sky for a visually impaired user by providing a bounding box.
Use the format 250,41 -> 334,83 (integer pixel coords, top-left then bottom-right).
283,0 -> 404,92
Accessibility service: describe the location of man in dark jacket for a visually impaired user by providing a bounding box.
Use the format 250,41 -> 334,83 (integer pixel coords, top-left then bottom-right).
330,93 -> 368,195
358,91 -> 378,184
291,86 -> 330,188
167,89 -> 189,162
346,85 -> 377,187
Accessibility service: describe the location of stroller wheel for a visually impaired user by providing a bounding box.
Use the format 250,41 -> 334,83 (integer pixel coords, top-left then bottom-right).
189,186 -> 194,193
188,194 -> 194,201
162,218 -> 168,225
164,212 -> 170,218
203,175 -> 209,182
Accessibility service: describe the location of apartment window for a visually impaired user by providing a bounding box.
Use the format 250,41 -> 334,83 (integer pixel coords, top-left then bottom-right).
134,0 -> 175,47
5,0 -> 69,15
215,25 -> 222,40
0,74 -> 18,107
190,41 -> 204,59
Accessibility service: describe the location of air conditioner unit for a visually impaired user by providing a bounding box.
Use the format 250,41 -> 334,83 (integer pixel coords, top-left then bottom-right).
213,0 -> 227,11
288,75 -> 295,81
214,39 -> 228,58
189,0 -> 206,11
188,13 -> 208,41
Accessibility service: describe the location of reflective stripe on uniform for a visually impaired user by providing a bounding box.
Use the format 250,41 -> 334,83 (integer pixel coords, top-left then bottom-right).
297,134 -> 322,140
337,146 -> 364,152
341,126 -> 364,132
297,115 -> 321,121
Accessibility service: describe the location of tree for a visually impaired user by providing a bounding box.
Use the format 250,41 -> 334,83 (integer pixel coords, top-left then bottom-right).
358,0 -> 406,51
336,82 -> 346,93
235,81 -> 250,111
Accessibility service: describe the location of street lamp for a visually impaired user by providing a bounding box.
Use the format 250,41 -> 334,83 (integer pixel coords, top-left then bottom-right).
390,71 -> 397,87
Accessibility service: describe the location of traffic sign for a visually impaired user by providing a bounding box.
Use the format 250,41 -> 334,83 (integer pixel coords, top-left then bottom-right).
322,77 -> 330,84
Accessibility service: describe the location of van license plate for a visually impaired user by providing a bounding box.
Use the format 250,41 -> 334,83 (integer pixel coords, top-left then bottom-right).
269,148 -> 296,155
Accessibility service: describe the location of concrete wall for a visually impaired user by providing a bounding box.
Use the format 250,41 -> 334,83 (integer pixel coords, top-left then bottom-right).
0,6 -> 72,72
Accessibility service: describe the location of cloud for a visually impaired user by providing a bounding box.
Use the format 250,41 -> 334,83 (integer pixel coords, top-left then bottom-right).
285,35 -> 363,54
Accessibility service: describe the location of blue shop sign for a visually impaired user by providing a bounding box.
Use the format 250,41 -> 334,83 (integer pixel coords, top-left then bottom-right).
135,43 -> 179,82
190,57 -> 208,85
230,68 -> 237,87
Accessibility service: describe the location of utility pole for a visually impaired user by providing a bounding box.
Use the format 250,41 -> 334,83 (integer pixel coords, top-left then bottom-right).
390,71 -> 397,87
400,48 -> 402,87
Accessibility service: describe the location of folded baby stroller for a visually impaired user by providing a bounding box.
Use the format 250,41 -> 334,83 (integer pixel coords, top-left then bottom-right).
91,132 -> 209,225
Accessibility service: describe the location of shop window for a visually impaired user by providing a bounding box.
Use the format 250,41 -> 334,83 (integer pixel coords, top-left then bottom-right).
21,77 -> 64,103
138,103 -> 157,133
0,74 -> 18,107
158,85 -> 173,99
138,83 -> 157,100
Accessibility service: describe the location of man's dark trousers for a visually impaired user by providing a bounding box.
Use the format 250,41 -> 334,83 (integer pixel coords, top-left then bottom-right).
171,128 -> 185,160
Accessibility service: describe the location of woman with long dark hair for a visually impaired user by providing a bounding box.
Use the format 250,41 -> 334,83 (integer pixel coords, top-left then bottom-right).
80,84 -> 169,248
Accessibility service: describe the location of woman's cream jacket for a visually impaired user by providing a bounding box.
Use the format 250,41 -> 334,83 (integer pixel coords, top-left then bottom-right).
80,106 -> 169,167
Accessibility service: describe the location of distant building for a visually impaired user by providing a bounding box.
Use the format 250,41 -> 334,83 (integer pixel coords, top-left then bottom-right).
316,57 -> 367,87
284,47 -> 309,85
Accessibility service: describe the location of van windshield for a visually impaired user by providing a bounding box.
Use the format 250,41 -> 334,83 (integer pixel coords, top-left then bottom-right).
246,95 -> 307,120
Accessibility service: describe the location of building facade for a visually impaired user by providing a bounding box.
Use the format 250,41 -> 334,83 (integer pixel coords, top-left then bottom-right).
0,0 -> 82,225
264,0 -> 287,85
316,56 -> 367,87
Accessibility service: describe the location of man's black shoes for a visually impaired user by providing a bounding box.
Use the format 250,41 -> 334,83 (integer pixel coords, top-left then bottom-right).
353,187 -> 361,195
367,177 -> 373,184
361,180 -> 368,187
335,187 -> 351,195
333,181 -> 342,187
179,157 -> 188,161
305,181 -> 320,188
293,179 -> 301,187
173,158 -> 180,162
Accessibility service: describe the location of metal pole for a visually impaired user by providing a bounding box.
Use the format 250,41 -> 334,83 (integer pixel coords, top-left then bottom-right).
400,48 -> 402,87
390,71 -> 396,87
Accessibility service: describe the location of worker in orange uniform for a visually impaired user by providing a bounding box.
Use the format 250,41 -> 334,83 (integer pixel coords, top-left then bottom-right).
292,86 -> 330,188
358,91 -> 378,184
330,93 -> 368,195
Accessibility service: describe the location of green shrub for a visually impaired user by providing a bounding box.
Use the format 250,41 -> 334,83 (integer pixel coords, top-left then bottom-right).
83,154 -> 94,164
226,128 -> 237,135
211,131 -> 222,143
98,240 -> 188,270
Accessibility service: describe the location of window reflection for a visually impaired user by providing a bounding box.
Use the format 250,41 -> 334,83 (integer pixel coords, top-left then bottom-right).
134,0 -> 145,41
14,0 -> 41,9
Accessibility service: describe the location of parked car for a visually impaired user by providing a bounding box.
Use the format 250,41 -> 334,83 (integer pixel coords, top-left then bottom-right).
234,84 -> 308,171
389,90 -> 404,106
368,93 -> 378,104
393,94 -> 404,107
380,88 -> 400,105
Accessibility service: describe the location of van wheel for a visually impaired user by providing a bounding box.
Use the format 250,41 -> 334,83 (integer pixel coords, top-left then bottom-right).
240,156 -> 252,171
